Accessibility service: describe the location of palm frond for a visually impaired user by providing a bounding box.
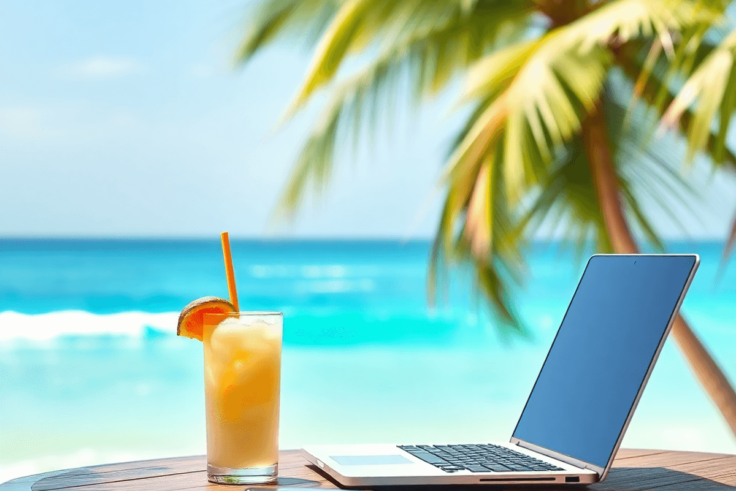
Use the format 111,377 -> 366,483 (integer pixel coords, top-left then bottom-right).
605,77 -> 702,244
450,34 -> 610,206
662,29 -> 736,162
276,2 -> 534,216
451,0 -> 700,207
519,138 -> 612,253
236,0 -> 339,63
286,0 -> 534,114
429,138 -> 527,334
570,0 -> 678,54
519,81 -> 701,266
288,0 -> 375,111
617,38 -> 736,165
503,44 -> 609,201
464,160 -> 494,258
462,39 -> 540,102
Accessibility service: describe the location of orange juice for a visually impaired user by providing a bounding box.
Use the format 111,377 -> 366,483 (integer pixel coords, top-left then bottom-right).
203,312 -> 282,484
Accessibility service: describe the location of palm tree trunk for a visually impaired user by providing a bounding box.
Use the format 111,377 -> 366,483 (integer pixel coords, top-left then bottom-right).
582,102 -> 736,437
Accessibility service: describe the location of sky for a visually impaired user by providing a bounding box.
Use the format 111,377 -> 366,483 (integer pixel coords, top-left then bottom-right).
0,0 -> 735,239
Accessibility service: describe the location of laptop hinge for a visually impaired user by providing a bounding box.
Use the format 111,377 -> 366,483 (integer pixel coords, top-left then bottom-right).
509,437 -> 603,476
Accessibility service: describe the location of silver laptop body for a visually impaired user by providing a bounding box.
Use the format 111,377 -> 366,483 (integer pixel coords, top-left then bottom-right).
302,254 -> 700,486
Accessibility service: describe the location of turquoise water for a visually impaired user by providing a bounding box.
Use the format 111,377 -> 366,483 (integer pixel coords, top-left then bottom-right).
1,239 -> 735,482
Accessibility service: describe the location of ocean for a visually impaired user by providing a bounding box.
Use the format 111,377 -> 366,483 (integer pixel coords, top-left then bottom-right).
1,239 -> 735,482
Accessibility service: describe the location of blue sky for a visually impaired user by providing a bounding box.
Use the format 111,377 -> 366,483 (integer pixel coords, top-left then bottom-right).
0,0 -> 735,239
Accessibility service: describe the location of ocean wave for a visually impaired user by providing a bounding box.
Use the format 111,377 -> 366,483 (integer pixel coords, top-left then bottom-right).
0,311 -> 177,342
294,279 -> 375,294
248,264 -> 385,279
249,264 -> 350,279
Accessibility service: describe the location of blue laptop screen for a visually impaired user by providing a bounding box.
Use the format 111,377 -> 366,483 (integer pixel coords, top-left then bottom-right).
512,255 -> 697,469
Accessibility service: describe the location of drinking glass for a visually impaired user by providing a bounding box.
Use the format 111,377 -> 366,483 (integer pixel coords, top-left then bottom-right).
203,312 -> 282,484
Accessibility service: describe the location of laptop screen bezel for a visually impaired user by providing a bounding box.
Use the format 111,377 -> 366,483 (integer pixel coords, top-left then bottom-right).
508,254 -> 699,480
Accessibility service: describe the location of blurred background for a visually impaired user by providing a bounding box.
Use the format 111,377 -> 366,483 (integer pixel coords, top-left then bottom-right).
2,0 -> 736,483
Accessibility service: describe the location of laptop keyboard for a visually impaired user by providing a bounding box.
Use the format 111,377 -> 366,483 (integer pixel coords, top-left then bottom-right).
398,444 -> 565,473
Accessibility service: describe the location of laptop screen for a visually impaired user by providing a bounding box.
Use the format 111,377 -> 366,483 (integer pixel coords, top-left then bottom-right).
511,255 -> 697,470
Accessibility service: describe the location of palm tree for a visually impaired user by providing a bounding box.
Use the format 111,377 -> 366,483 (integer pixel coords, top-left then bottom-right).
235,0 -> 736,435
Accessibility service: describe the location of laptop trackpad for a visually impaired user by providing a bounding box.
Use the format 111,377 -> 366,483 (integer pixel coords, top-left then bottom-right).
331,455 -> 412,465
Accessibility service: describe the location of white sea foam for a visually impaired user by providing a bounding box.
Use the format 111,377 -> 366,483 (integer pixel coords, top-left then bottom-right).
294,278 -> 375,294
301,265 -> 347,278
0,310 -> 178,342
248,264 -> 385,279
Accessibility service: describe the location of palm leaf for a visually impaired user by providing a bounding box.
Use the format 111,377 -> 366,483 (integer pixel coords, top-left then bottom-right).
450,36 -> 609,206
288,0 -> 375,111
429,138 -> 527,334
617,38 -> 736,165
608,78 -> 704,246
520,137 -> 612,254
286,0 -> 534,114
236,0 -> 339,63
276,1 -> 534,216
662,29 -> 736,162
569,0 -> 677,54
451,0 -> 701,208
519,81 -> 701,272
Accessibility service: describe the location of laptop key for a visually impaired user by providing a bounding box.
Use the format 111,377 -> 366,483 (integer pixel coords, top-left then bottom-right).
466,465 -> 491,473
412,453 -> 449,465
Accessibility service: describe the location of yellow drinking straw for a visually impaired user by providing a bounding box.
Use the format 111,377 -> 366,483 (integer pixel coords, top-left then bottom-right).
220,232 -> 240,312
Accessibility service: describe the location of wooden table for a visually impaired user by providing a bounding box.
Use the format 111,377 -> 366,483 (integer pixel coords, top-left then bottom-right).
2,449 -> 735,490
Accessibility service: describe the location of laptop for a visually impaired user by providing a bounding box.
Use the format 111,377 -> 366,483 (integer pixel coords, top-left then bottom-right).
302,254 -> 700,486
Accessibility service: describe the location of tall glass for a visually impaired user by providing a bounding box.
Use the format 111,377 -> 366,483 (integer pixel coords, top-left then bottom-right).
203,312 -> 282,484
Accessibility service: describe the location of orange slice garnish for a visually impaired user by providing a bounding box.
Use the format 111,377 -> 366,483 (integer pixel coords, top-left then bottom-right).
177,296 -> 235,341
